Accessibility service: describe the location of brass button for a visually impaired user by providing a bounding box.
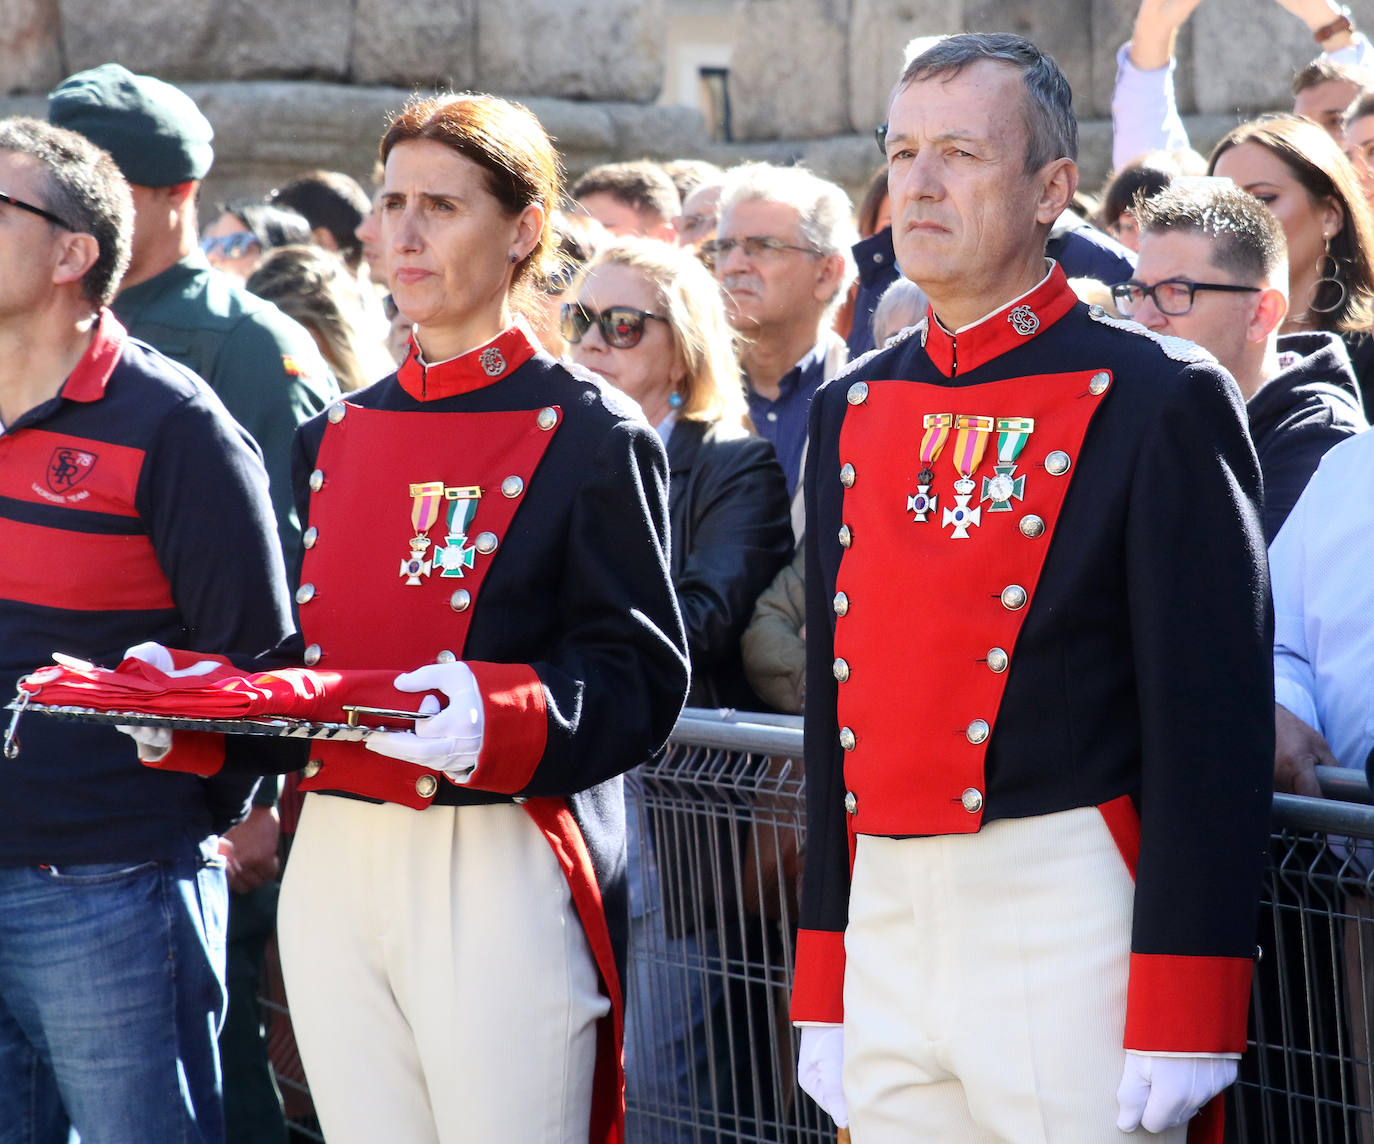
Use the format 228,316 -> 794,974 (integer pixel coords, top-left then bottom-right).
303,643 -> 322,666
838,525 -> 852,548
537,407 -> 558,430
436,650 -> 457,664
1019,514 -> 1045,539
966,718 -> 990,744
847,381 -> 869,405
844,791 -> 858,815
961,787 -> 984,813
327,402 -> 346,424
449,589 -> 471,612
986,647 -> 1009,674
833,591 -> 849,617
839,463 -> 856,488
474,531 -> 498,554
308,469 -> 324,492
302,526 -> 318,549
415,774 -> 439,799
832,658 -> 850,682
839,726 -> 856,751
1089,371 -> 1110,395
1000,584 -> 1027,611
501,475 -> 524,498
303,758 -> 322,778
1045,450 -> 1071,476
295,583 -> 316,604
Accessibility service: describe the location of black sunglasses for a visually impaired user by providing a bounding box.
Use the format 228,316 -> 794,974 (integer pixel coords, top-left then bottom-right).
1111,278 -> 1261,318
0,189 -> 74,232
560,303 -> 668,349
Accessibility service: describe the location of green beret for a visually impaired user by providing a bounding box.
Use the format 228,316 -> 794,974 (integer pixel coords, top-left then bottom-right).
48,63 -> 214,187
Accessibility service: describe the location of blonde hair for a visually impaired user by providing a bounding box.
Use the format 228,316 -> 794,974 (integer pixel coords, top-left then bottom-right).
581,238 -> 747,426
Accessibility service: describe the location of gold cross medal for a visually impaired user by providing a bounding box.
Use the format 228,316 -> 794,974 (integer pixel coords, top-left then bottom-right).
943,415 -> 993,539
981,417 -> 1034,512
400,480 -> 445,585
436,485 -> 482,577
907,413 -> 952,523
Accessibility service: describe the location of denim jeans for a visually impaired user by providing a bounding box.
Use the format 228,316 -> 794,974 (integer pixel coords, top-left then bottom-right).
0,841 -> 229,1144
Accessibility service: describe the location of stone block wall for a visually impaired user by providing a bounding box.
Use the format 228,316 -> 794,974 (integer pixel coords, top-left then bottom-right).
2,0 -> 1370,205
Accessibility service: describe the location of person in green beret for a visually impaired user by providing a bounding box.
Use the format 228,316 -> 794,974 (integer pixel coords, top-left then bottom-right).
48,62 -> 339,1144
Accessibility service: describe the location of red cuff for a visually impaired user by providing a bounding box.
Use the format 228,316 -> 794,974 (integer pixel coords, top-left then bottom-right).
789,928 -> 846,1024
1124,952 -> 1253,1053
464,662 -> 547,795
141,731 -> 226,776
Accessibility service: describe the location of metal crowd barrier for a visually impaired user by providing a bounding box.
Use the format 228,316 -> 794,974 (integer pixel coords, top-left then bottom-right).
260,710 -> 1374,1143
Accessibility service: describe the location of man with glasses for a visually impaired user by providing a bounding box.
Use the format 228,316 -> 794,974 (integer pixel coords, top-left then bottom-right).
705,162 -> 856,502
1121,179 -> 1366,542
793,34 -> 1273,1142
0,116 -> 293,1144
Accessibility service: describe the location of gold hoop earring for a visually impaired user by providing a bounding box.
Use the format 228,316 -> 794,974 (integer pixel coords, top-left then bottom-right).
1311,236 -> 1347,315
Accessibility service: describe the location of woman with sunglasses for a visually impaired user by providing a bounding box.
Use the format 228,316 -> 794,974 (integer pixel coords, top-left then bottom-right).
564,238 -> 792,1140
1210,113 -> 1374,419
122,95 -> 690,1144
200,200 -> 311,285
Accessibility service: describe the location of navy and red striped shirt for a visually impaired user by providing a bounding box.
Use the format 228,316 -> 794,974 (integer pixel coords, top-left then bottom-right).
0,310 -> 294,864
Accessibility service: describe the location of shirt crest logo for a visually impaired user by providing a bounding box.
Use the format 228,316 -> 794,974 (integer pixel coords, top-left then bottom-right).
47,447 -> 97,493
1008,306 -> 1039,336
479,347 -> 506,377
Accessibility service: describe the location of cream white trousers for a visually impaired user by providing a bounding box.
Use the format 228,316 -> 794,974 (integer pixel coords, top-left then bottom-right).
278,793 -> 609,1144
843,807 -> 1187,1144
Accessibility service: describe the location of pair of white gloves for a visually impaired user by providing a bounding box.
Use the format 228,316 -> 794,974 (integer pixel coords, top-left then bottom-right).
117,643 -> 484,780
796,1025 -> 1237,1133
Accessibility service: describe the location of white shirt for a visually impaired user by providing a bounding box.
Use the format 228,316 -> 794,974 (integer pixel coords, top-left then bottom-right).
1270,428 -> 1374,774
1111,34 -> 1374,171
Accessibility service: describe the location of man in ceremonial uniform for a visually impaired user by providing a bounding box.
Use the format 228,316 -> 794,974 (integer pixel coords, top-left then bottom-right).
792,34 -> 1274,1142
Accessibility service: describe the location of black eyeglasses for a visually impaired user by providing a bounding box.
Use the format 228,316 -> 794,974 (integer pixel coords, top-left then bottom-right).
0,189 -> 73,232
1111,278 -> 1261,317
698,235 -> 821,270
560,303 -> 668,349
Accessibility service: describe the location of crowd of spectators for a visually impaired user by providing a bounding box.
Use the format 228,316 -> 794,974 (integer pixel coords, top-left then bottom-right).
8,0 -> 1374,1138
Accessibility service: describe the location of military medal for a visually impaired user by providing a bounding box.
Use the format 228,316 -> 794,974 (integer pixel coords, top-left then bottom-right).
981,417 -> 1034,512
943,414 -> 993,539
907,413 -> 952,522
400,481 -> 444,584
435,484 -> 482,577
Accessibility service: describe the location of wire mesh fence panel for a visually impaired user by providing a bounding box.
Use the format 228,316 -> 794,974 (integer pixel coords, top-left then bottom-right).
260,711 -> 1374,1143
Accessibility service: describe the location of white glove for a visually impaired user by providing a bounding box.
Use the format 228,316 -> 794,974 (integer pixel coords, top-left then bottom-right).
364,662 -> 485,782
797,1024 -> 848,1129
1116,1051 -> 1237,1133
113,641 -> 179,761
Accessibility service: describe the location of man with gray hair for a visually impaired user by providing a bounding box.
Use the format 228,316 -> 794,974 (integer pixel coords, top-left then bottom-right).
703,162 -> 857,497
793,33 -> 1272,1141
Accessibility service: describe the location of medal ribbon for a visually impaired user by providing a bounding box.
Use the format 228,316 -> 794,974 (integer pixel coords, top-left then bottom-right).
445,484 -> 482,534
920,413 -> 953,467
995,417 -> 1035,464
408,481 -> 445,534
951,415 -> 994,478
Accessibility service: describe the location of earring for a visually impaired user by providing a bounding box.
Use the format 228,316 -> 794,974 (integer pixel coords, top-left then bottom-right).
668,391 -> 684,409
1311,236 -> 1347,315
509,252 -> 521,264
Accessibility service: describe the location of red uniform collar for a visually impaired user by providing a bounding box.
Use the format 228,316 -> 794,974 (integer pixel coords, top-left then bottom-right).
923,262 -> 1077,378
62,309 -> 127,403
397,321 -> 540,401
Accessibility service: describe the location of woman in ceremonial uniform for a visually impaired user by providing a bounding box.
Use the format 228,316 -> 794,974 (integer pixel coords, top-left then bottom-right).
274,94 -> 690,1144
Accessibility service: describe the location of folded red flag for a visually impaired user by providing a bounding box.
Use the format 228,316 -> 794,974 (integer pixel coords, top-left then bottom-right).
18,655 -> 414,725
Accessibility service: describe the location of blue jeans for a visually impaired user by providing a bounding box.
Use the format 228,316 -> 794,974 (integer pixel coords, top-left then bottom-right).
0,841 -> 229,1144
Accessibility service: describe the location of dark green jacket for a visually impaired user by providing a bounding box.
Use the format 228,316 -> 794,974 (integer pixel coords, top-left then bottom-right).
113,253 -> 338,570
